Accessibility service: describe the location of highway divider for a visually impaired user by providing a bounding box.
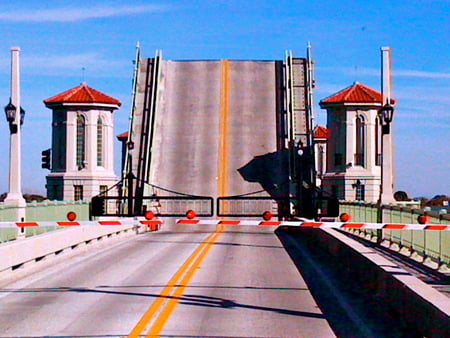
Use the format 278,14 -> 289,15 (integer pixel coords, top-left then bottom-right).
293,227 -> 450,336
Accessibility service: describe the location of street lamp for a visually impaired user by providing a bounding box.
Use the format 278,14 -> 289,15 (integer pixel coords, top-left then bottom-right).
376,46 -> 396,242
4,99 -> 17,133
377,102 -> 394,135
4,99 -> 25,134
20,106 -> 25,125
125,140 -> 136,216
376,101 -> 395,242
4,47 -> 26,224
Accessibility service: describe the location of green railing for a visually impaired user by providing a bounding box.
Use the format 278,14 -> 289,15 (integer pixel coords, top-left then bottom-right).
0,201 -> 90,243
340,201 -> 450,267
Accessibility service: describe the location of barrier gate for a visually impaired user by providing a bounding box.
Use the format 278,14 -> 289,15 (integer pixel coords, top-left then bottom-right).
92,194 -> 339,219
217,195 -> 339,218
91,195 -> 214,218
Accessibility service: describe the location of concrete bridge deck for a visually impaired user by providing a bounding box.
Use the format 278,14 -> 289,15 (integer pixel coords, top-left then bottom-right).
0,220 -> 448,337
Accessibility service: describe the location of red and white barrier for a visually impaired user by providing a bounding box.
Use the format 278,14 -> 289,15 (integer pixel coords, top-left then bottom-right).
0,219 -> 163,229
176,219 -> 450,231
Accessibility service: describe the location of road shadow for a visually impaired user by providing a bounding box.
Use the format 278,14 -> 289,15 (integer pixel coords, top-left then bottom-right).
275,227 -> 422,338
237,149 -> 290,199
1,284 -> 323,320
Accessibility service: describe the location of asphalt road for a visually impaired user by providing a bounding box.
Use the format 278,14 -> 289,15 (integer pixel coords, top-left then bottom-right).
0,223 -> 336,337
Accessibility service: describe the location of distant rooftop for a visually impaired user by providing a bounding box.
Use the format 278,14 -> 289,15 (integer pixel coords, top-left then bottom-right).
314,125 -> 330,139
44,82 -> 121,107
320,82 -> 387,106
117,131 -> 129,140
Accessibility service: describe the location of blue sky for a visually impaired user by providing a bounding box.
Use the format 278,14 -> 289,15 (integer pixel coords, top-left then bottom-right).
0,0 -> 448,198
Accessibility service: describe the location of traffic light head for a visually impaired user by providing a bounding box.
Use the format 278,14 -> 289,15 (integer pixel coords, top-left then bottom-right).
91,196 -> 106,216
41,149 -> 51,170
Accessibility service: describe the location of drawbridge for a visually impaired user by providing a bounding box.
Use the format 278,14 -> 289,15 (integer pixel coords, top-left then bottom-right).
95,44 -> 337,219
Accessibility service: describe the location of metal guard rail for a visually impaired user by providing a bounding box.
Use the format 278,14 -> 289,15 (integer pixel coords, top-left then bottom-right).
92,195 -> 214,217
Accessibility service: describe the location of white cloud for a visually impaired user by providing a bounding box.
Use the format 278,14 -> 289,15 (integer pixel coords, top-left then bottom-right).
16,52 -> 130,78
24,52 -> 116,69
0,51 -> 129,76
395,69 -> 450,79
319,66 -> 450,79
0,4 -> 171,23
396,85 -> 450,104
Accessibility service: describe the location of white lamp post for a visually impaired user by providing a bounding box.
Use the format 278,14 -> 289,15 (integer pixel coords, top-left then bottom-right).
3,47 -> 26,223
377,47 -> 396,242
379,47 -> 395,205
377,101 -> 395,203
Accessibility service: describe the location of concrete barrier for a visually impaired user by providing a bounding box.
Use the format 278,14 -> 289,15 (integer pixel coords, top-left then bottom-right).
0,219 -> 161,274
307,227 -> 450,337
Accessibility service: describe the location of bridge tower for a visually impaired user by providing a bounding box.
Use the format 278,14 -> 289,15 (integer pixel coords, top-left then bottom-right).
44,83 -> 121,201
319,82 -> 389,203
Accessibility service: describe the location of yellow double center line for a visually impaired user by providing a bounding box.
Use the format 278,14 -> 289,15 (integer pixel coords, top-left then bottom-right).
128,60 -> 231,337
128,226 -> 225,337
219,59 -> 231,212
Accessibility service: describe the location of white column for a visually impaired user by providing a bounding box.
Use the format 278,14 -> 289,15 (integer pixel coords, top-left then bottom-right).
380,47 -> 395,204
4,47 -> 26,222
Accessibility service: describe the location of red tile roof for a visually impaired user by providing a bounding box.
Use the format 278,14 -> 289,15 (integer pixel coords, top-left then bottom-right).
44,82 -> 121,106
117,131 -> 129,140
314,126 -> 330,139
320,82 -> 383,105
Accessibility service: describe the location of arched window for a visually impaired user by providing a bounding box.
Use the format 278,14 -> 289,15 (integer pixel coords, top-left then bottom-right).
97,117 -> 103,166
355,114 -> 365,166
76,114 -> 86,169
317,145 -> 325,177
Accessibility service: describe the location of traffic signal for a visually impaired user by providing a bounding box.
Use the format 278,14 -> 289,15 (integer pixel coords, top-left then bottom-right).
91,196 -> 105,216
41,149 -> 51,170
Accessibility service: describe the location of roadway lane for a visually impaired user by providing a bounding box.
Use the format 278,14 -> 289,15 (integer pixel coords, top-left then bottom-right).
227,60 -> 278,196
0,225 -> 213,336
150,60 -> 222,197
148,59 -> 280,198
151,224 -> 334,337
0,223 -> 335,337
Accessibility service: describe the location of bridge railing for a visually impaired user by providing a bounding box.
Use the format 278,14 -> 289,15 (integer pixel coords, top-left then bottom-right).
0,201 -> 89,243
339,201 -> 450,267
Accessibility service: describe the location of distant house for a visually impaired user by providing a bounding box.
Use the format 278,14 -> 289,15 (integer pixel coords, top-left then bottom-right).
313,125 -> 330,188
319,82 -> 392,203
43,82 -> 121,201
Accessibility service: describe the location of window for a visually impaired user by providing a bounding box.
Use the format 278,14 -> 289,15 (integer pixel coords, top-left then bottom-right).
100,185 -> 108,196
76,114 -> 86,169
356,184 -> 365,201
97,117 -> 103,166
74,185 -> 83,201
317,145 -> 325,176
355,114 -> 365,166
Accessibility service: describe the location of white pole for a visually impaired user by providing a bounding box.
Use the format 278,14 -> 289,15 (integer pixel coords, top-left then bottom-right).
380,47 -> 395,204
4,47 -> 26,223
